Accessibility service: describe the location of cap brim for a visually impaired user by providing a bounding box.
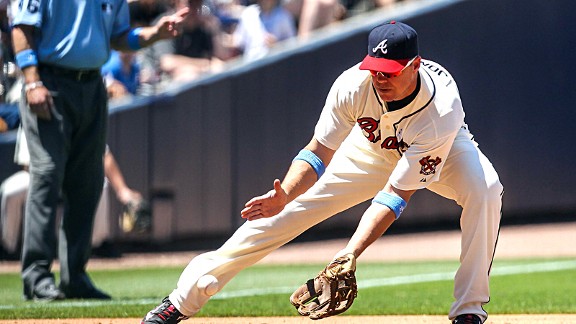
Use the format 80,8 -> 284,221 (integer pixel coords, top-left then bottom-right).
359,55 -> 411,73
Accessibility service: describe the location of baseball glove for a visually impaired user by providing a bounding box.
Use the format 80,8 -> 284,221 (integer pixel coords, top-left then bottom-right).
289,253 -> 358,320
120,199 -> 152,234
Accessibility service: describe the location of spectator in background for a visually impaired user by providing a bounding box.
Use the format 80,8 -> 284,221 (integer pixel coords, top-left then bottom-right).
211,0 -> 243,33
373,0 -> 412,10
0,100 -> 18,132
140,0 -> 231,88
231,0 -> 296,60
0,67 -> 21,131
129,0 -> 171,27
0,2 -> 18,133
284,0 -> 413,40
161,0 -> 231,81
102,50 -> 142,99
0,0 -> 12,62
343,0 -> 412,19
0,0 -> 19,105
283,0 -> 345,38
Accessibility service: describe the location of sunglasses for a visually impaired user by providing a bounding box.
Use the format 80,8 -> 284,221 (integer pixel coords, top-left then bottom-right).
370,56 -> 418,79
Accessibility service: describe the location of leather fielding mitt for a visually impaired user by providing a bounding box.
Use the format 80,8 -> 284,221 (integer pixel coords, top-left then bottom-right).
290,253 -> 358,320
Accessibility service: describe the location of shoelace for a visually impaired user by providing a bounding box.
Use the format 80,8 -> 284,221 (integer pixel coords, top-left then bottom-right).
157,304 -> 179,321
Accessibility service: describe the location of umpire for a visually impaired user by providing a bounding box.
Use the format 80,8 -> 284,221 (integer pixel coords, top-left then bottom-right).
11,0 -> 188,301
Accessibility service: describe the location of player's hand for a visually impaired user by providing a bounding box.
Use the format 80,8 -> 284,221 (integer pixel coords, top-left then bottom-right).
155,7 -> 190,39
241,179 -> 288,221
26,86 -> 53,121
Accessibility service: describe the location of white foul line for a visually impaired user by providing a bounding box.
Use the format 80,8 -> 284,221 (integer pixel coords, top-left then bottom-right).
0,260 -> 574,309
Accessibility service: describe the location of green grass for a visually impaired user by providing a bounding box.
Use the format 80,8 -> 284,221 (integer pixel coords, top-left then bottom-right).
0,258 -> 575,319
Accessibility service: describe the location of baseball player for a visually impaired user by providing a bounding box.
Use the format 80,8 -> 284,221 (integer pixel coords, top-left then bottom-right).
142,21 -> 502,324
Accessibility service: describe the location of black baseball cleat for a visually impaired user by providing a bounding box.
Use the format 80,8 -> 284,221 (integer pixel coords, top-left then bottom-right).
452,314 -> 482,324
141,296 -> 189,324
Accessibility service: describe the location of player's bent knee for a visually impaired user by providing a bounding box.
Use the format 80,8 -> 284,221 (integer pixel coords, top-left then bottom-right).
197,275 -> 220,296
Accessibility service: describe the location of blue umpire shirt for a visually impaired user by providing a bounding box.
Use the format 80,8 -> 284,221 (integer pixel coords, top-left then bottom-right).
11,0 -> 132,69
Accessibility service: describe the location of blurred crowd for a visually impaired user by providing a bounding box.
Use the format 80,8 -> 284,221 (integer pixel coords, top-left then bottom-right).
0,0 -> 411,116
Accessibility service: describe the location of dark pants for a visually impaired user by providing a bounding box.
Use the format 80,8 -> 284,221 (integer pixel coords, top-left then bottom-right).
19,65 -> 108,294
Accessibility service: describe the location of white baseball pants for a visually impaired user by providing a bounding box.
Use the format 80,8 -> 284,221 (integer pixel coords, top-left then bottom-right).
170,130 -> 503,322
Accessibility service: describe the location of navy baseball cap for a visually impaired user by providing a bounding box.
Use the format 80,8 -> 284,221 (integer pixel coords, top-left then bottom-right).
359,21 -> 419,73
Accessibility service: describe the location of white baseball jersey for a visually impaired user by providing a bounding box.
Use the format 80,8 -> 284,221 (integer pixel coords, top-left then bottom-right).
315,59 -> 464,191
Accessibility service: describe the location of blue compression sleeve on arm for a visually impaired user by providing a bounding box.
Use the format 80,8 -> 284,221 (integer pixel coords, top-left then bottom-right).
372,191 -> 407,219
15,49 -> 38,69
293,149 -> 326,178
127,27 -> 143,50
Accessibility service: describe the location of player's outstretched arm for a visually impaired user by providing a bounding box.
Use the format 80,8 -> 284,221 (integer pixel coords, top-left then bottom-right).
241,138 -> 335,221
339,183 -> 416,258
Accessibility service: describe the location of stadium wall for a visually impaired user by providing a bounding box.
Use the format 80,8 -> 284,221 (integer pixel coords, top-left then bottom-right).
2,0 -> 573,244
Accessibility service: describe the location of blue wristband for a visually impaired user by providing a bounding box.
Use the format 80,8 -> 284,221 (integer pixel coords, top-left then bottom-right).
372,191 -> 407,219
15,49 -> 38,69
293,149 -> 326,179
127,27 -> 143,50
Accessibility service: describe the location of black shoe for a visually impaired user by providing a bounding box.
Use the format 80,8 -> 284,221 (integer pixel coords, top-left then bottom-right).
61,286 -> 111,300
24,279 -> 65,301
141,296 -> 189,324
453,314 -> 482,324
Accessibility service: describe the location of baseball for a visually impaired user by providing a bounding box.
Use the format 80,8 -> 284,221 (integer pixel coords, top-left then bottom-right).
197,275 -> 219,296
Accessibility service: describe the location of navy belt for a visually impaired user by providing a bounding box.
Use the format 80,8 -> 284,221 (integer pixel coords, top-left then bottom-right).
40,64 -> 101,81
